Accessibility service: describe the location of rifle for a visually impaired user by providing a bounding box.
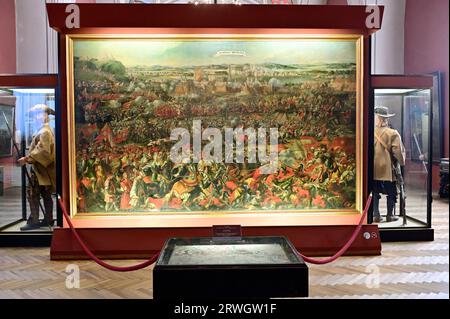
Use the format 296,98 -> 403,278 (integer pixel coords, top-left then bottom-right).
1,111 -> 50,228
413,133 -> 428,173
392,159 -> 407,226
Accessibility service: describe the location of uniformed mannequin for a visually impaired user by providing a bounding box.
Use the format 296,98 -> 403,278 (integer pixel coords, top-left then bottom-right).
373,106 -> 406,223
18,104 -> 56,230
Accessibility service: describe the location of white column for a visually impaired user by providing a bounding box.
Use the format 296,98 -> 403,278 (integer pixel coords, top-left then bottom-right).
348,0 -> 405,74
15,0 -> 71,74
47,0 -> 74,73
15,0 -> 49,73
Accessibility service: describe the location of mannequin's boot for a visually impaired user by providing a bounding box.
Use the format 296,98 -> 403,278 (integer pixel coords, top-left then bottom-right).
372,193 -> 384,223
386,196 -> 398,222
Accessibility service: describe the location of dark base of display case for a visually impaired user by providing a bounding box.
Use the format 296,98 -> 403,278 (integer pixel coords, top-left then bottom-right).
154,263 -> 309,300
0,233 -> 53,247
50,224 -> 381,260
380,228 -> 434,242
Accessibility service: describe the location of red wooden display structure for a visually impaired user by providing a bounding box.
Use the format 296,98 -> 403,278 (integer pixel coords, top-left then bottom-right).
47,4 -> 384,259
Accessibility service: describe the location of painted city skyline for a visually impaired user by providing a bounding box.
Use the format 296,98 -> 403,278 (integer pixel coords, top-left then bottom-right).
74,39 -> 357,68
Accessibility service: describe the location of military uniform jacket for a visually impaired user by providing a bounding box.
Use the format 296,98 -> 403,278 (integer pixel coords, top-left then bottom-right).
374,126 -> 406,182
28,123 -> 56,190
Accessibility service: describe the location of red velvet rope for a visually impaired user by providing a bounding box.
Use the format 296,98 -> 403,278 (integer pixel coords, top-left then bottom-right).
58,193 -> 372,270
58,196 -> 159,272
297,193 -> 373,264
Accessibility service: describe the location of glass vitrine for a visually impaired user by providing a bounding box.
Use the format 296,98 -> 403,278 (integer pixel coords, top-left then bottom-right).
371,75 -> 435,241
154,236 -> 308,299
157,236 -> 304,266
0,75 -> 58,243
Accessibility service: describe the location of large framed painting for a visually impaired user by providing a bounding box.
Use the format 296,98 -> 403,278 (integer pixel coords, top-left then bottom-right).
66,35 -> 364,218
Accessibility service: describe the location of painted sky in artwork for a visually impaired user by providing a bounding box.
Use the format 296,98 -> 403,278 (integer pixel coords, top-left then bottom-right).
74,39 -> 356,68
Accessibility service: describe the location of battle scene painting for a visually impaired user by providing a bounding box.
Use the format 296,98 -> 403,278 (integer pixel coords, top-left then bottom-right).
71,37 -> 361,214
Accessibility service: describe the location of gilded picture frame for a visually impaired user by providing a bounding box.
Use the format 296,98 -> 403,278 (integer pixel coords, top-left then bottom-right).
65,34 -> 365,221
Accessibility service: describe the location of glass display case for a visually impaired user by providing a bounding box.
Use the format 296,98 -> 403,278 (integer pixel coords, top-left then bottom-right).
154,236 -> 308,299
371,75 -> 435,241
0,75 -> 58,245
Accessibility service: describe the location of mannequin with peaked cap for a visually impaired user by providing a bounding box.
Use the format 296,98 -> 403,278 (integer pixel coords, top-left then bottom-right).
18,104 -> 56,230
373,106 -> 406,223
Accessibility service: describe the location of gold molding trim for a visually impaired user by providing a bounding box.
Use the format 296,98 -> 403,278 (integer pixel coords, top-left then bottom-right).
65,33 -> 365,221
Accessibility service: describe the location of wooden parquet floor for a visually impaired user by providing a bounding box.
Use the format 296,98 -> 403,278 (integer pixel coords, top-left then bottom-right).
0,198 -> 448,299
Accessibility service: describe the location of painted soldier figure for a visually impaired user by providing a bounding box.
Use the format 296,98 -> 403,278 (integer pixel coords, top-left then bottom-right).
373,106 -> 406,223
104,174 -> 118,212
119,171 -> 132,210
18,104 -> 56,230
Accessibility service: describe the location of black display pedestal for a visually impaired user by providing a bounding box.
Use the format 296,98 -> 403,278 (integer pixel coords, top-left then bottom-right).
153,236 -> 308,300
